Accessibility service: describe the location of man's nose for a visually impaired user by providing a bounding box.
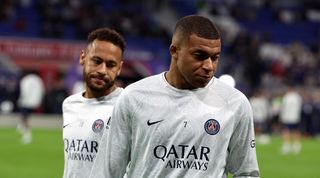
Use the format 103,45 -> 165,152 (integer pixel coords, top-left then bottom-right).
97,63 -> 108,74
202,58 -> 214,71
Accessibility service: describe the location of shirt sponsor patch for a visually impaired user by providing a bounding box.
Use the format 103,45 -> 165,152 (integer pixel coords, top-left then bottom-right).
204,119 -> 220,135
92,119 -> 104,133
250,140 -> 256,148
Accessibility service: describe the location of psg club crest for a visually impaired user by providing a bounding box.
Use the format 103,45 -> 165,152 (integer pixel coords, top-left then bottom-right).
204,119 -> 220,135
92,119 -> 104,133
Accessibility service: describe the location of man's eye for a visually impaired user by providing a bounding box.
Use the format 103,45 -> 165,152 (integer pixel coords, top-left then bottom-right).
91,58 -> 101,64
194,53 -> 209,60
211,55 -> 219,61
106,63 -> 116,68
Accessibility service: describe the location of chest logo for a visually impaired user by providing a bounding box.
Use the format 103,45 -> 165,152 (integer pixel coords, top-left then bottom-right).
147,120 -> 163,126
63,123 -> 70,128
92,119 -> 104,133
204,119 -> 220,135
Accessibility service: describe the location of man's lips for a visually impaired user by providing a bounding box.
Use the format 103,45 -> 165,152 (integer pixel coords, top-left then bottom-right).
91,77 -> 105,85
198,75 -> 212,80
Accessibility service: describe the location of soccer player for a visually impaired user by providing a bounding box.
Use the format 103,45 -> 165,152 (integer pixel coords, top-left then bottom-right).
17,70 -> 45,144
90,15 -> 260,178
62,27 -> 125,178
279,85 -> 302,154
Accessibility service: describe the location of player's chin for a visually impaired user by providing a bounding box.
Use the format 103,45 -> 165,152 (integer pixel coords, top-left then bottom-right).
194,78 -> 211,88
89,85 -> 104,92
189,81 -> 208,89
88,82 -> 108,91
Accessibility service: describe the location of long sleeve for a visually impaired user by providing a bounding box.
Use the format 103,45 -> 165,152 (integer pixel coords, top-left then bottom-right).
226,95 -> 260,178
90,91 -> 132,178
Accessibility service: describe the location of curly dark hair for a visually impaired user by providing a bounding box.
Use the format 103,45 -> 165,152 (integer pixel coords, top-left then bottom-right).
88,27 -> 126,53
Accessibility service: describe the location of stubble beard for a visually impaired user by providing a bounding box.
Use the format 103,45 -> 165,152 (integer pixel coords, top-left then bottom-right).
84,70 -> 114,93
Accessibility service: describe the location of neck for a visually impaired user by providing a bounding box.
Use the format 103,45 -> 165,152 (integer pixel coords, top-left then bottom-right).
165,69 -> 192,90
84,85 -> 117,98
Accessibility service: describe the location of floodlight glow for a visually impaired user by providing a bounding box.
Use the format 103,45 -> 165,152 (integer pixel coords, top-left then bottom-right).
219,74 -> 236,87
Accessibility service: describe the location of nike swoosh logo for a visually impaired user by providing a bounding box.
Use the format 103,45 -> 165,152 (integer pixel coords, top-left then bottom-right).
147,120 -> 163,126
63,124 -> 70,128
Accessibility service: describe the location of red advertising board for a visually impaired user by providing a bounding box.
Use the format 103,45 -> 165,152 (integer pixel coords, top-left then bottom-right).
0,36 -> 86,70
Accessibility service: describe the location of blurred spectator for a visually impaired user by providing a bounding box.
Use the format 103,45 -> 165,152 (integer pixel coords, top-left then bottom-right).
17,70 -> 45,144
279,85 -> 302,154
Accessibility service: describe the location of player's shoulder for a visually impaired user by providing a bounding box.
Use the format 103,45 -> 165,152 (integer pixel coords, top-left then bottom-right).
106,87 -> 123,103
117,74 -> 162,104
213,79 -> 252,119
62,92 -> 83,106
125,73 -> 162,92
214,78 -> 248,104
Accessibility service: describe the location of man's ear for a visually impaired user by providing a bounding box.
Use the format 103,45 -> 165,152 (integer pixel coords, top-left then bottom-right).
169,44 -> 178,59
79,50 -> 85,65
117,61 -> 123,76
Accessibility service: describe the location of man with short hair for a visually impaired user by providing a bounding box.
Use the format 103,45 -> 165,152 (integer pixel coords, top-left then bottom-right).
17,70 -> 45,144
91,15 -> 260,178
280,85 -> 302,154
62,27 -> 125,178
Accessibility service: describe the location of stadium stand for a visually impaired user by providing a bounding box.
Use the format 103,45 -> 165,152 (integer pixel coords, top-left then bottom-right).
0,0 -> 320,136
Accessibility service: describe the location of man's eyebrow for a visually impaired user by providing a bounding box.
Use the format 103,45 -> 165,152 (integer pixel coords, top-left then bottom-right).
193,49 -> 209,54
92,55 -> 102,59
193,49 -> 220,56
92,56 -> 118,63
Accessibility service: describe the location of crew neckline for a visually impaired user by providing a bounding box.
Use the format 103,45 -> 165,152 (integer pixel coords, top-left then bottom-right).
160,72 -> 215,94
80,87 -> 122,101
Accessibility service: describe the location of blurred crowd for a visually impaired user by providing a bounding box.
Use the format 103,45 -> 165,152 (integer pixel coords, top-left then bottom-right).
1,0 -> 320,137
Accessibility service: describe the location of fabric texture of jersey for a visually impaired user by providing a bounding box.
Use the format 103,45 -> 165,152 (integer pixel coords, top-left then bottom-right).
18,74 -> 44,109
280,91 -> 302,124
90,73 -> 259,178
62,87 -> 122,178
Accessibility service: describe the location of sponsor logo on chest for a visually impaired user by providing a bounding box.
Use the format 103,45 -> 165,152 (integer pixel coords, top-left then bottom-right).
150,117 -> 222,171
64,139 -> 99,162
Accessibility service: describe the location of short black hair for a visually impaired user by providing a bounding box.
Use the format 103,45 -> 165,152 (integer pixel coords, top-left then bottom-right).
88,27 -> 126,53
174,15 -> 220,40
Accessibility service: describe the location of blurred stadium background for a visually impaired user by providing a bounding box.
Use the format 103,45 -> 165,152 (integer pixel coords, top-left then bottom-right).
0,0 -> 320,177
